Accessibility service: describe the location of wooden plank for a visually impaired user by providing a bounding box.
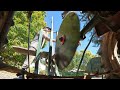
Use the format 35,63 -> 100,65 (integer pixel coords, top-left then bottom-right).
13,46 -> 36,56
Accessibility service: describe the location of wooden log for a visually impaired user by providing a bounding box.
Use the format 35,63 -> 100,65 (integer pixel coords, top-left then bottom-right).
0,11 -> 14,50
100,32 -> 120,78
0,60 -> 22,73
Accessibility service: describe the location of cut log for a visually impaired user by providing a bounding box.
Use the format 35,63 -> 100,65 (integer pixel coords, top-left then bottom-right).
0,11 -> 14,50
100,31 -> 120,78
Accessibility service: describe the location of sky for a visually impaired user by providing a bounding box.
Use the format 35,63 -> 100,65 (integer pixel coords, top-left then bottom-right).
44,11 -> 99,55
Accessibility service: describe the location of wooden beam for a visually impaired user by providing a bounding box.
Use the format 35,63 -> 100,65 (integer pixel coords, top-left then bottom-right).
0,11 -> 14,49
80,14 -> 101,39
1,60 -> 120,79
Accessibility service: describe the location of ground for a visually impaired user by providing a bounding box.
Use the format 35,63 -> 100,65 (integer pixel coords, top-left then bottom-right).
0,70 -> 17,79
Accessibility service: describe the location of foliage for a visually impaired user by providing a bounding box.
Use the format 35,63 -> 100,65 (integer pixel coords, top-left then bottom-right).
0,11 -> 46,68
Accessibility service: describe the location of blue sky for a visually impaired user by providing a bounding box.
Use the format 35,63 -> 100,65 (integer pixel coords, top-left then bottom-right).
44,11 -> 99,55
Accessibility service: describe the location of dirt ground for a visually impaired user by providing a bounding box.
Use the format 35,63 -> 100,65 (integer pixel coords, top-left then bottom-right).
0,70 -> 17,79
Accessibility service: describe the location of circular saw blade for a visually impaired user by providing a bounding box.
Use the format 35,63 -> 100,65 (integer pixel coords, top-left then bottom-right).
55,12 -> 80,70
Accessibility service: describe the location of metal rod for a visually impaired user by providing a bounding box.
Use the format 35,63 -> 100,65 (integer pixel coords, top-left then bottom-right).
48,17 -> 54,75
27,11 -> 32,73
51,16 -> 54,56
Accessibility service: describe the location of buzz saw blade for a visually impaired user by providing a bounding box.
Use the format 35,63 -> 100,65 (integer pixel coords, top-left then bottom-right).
55,11 -> 80,70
